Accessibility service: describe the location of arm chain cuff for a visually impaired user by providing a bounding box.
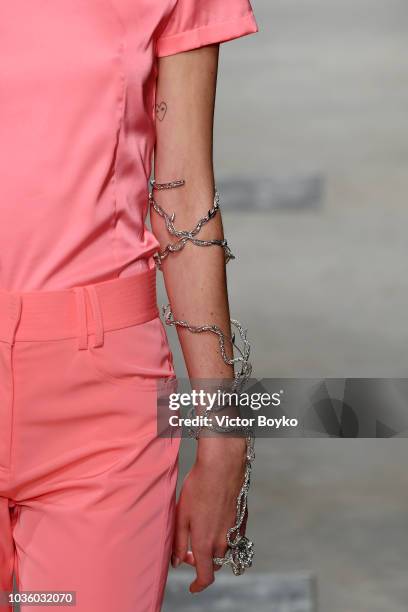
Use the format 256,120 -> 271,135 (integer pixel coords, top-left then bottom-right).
149,178 -> 235,267
162,304 -> 252,393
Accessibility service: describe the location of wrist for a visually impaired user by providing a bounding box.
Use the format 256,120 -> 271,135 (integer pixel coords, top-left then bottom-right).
196,435 -> 247,467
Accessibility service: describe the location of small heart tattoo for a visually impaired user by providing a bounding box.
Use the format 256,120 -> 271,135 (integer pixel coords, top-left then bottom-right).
155,101 -> 167,121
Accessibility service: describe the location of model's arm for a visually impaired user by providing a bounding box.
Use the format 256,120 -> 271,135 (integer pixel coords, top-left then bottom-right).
153,45 -> 248,593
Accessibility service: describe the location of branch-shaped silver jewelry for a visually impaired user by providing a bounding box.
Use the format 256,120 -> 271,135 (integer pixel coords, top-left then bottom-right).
162,303 -> 255,575
212,448 -> 255,576
150,177 -> 255,576
162,304 -> 252,392
149,179 -> 234,267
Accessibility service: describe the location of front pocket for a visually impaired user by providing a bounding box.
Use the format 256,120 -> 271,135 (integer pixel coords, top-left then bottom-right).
85,316 -> 176,389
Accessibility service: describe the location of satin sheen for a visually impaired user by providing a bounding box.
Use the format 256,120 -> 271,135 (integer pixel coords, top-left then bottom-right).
0,1 -> 258,610
0,0 -> 258,292
0,270 -> 181,611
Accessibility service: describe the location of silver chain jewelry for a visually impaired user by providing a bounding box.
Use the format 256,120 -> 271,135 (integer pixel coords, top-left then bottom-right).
162,304 -> 252,392
212,440 -> 255,576
162,303 -> 255,575
149,178 -> 235,267
150,177 -> 255,576
150,178 -> 186,191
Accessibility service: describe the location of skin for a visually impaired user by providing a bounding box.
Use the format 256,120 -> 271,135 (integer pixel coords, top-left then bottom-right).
153,44 -> 249,594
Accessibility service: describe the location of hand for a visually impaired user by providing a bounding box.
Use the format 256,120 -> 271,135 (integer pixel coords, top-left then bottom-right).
171,436 -> 248,593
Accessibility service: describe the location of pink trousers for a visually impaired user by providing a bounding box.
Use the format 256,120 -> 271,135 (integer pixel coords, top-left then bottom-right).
0,269 -> 180,611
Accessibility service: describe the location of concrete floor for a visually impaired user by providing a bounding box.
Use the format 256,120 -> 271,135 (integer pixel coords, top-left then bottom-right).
159,2 -> 408,611
164,571 -> 316,612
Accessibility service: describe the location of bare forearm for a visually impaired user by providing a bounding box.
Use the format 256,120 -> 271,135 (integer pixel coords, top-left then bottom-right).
153,43 -> 254,595
153,45 -> 234,380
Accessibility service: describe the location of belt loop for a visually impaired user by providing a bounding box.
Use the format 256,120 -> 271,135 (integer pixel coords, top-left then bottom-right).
7,294 -> 23,346
73,287 -> 88,350
86,285 -> 104,348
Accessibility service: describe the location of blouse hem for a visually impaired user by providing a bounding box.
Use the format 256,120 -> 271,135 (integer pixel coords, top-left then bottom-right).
155,12 -> 259,58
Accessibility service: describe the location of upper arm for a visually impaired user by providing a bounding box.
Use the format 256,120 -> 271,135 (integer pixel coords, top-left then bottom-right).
153,45 -> 219,203
152,0 -> 258,199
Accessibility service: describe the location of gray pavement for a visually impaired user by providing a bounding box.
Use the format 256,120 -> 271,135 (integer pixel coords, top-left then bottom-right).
164,571 -> 316,612
159,2 -> 408,611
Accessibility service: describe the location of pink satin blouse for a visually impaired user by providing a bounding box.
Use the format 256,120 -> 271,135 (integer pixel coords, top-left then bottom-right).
0,1 -> 258,291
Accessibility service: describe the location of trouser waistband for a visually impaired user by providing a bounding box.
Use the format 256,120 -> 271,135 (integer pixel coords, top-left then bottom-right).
0,269 -> 159,349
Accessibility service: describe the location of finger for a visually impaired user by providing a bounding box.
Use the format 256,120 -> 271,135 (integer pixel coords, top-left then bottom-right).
213,558 -> 224,571
171,509 -> 189,568
189,548 -> 215,593
183,550 -> 196,566
212,542 -> 228,572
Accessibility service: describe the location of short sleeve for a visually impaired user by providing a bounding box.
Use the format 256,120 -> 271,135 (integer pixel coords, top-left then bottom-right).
156,0 -> 259,58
